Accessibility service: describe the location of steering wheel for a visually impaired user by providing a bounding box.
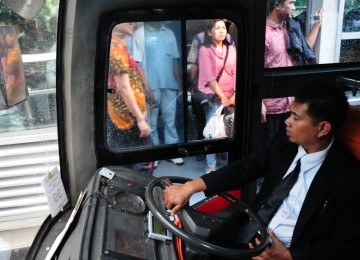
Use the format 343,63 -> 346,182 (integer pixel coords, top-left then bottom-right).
145,176 -> 270,259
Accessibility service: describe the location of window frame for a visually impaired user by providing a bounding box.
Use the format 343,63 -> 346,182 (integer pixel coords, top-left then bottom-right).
94,8 -> 250,167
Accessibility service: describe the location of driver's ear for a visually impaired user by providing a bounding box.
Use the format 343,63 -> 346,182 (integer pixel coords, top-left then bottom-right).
317,121 -> 331,137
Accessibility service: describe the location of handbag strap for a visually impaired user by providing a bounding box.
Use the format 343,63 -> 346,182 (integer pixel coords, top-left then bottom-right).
216,45 -> 229,82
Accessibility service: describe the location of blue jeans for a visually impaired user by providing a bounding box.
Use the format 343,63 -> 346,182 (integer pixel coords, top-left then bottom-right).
203,99 -> 221,168
149,88 -> 179,145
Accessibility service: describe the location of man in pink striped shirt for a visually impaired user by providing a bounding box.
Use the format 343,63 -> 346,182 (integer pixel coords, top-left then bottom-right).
262,0 -> 323,145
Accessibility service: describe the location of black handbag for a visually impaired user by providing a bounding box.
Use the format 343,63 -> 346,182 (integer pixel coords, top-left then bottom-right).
192,90 -> 216,105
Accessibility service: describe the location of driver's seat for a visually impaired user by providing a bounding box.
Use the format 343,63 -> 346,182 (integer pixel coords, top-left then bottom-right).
337,105 -> 360,161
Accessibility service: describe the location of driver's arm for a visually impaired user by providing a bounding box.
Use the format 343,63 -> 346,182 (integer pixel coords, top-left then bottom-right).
163,135 -> 273,215
163,178 -> 207,215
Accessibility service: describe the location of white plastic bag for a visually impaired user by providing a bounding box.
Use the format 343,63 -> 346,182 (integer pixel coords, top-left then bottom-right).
203,105 -> 228,139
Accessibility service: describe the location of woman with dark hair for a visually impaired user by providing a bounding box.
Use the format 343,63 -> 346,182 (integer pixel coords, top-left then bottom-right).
197,19 -> 237,173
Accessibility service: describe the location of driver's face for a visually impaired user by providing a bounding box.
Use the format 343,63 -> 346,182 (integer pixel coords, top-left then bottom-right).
284,102 -> 323,152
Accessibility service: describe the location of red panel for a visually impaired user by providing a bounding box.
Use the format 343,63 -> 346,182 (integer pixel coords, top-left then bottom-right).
194,190 -> 241,215
338,106 -> 360,161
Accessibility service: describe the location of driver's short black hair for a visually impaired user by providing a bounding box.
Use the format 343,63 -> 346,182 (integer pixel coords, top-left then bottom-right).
294,80 -> 349,133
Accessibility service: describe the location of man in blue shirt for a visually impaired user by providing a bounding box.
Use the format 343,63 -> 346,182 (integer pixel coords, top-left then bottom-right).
133,21 -> 184,165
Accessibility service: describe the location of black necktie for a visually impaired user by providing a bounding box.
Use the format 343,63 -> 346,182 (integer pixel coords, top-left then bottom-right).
238,159 -> 302,244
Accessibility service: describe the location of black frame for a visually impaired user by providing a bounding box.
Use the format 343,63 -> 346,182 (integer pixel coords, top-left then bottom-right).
94,6 -> 256,167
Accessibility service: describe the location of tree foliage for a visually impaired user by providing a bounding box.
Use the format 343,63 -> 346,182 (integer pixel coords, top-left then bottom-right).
295,0 -> 308,7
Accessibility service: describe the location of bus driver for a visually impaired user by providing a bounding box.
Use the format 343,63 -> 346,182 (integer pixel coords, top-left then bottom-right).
163,80 -> 360,260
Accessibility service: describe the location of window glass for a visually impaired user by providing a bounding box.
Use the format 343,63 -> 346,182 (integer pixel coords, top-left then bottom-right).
186,19 -> 237,143
106,21 -> 184,150
106,19 -> 237,151
340,0 -> 360,63
340,39 -> 360,62
264,0 -> 360,68
0,0 -> 59,258
0,2 -> 58,132
343,0 -> 360,32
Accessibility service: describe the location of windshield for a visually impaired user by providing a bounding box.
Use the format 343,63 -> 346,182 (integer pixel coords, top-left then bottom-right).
0,1 -> 59,259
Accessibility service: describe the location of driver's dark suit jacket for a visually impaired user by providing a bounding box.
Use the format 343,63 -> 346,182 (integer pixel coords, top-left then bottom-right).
201,131 -> 360,260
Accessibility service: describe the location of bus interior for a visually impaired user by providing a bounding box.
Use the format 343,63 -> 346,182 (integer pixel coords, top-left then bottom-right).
0,0 -> 359,259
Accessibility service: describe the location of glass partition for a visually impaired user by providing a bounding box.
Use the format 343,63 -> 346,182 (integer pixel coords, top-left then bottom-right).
106,19 -> 237,151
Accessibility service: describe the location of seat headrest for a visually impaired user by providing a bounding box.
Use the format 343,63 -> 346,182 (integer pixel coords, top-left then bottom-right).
337,106 -> 360,161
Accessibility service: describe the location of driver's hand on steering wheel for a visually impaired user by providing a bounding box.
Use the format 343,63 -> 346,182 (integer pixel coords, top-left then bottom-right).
163,178 -> 207,215
249,229 -> 292,260
163,184 -> 191,215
